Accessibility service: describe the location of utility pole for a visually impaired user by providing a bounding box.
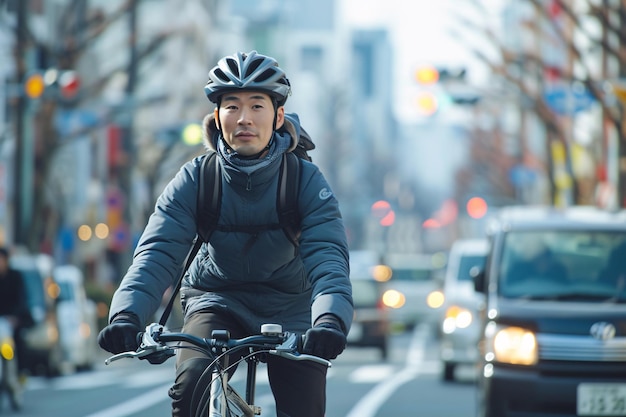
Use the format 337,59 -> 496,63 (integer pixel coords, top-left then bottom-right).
13,0 -> 33,247
114,0 -> 138,275
618,2 -> 626,208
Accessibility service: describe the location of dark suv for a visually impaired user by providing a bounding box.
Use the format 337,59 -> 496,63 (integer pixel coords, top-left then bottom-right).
474,206 -> 626,417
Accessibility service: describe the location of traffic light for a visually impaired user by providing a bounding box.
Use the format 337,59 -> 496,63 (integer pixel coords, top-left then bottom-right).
416,92 -> 439,116
22,69 -> 81,101
415,66 -> 439,85
59,70 -> 80,100
24,72 -> 45,99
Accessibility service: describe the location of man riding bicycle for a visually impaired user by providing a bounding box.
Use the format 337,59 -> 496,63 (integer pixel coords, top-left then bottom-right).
98,51 -> 353,417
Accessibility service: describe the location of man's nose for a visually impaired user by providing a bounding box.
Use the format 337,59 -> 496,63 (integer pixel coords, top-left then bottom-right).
237,110 -> 252,124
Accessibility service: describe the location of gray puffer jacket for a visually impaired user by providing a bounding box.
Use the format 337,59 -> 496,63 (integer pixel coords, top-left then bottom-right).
108,112 -> 353,335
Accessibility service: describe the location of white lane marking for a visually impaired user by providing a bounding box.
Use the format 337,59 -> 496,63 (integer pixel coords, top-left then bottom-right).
25,367 -> 175,391
124,367 -> 175,388
345,324 -> 429,417
84,383 -> 171,417
349,364 -> 396,383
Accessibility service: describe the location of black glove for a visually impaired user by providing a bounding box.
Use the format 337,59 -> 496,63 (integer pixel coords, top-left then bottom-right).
97,313 -> 142,354
302,314 -> 347,360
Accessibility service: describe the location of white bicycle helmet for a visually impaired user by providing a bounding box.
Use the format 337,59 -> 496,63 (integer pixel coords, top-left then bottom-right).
204,51 -> 291,106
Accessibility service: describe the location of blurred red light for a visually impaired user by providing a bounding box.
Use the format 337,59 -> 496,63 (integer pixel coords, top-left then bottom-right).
467,197 -> 488,219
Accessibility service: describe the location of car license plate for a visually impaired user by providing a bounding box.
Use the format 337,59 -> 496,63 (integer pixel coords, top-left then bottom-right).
577,383 -> 626,416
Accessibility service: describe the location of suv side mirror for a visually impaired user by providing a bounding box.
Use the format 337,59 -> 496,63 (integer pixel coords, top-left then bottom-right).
471,266 -> 486,293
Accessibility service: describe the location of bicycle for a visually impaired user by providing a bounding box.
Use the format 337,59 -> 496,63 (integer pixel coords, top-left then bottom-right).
105,322 -> 331,417
0,317 -> 21,411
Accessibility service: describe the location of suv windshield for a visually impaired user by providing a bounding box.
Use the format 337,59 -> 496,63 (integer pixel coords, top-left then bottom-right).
499,230 -> 626,302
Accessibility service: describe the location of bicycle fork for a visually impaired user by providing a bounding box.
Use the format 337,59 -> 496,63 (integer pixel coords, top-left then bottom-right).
209,356 -> 261,417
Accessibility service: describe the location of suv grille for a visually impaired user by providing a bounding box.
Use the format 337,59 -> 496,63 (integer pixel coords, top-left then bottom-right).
538,334 -> 626,361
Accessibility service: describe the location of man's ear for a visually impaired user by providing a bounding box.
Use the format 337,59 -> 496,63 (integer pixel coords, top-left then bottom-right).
213,108 -> 220,130
275,106 -> 285,130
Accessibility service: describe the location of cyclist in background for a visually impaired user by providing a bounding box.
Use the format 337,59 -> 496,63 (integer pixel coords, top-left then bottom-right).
0,246 -> 29,404
98,51 -> 353,417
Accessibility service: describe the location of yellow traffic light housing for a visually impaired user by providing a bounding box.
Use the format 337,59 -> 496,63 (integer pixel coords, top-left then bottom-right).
416,92 -> 439,116
24,73 -> 45,99
415,66 -> 439,85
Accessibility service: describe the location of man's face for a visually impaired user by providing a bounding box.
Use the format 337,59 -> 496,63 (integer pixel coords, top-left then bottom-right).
215,91 -> 285,156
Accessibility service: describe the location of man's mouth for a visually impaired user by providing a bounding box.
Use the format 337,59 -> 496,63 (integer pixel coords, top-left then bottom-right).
235,130 -> 255,138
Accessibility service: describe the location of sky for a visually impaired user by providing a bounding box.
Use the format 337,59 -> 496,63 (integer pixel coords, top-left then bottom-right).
338,0 -> 506,197
339,0 -> 499,123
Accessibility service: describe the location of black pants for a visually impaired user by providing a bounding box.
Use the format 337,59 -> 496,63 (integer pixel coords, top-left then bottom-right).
168,310 -> 327,417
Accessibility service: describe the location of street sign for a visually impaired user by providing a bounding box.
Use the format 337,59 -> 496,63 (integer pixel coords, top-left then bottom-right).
544,86 -> 595,115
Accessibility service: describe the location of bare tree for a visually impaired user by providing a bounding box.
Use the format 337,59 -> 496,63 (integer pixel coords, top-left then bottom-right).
450,0 -> 625,206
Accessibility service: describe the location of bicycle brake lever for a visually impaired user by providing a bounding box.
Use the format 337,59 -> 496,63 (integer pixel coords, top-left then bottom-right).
105,323 -> 174,365
105,350 -> 147,365
270,350 -> 332,367
104,344 -> 175,365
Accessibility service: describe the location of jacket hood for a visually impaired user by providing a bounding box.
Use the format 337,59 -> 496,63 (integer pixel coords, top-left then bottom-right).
202,112 -> 301,153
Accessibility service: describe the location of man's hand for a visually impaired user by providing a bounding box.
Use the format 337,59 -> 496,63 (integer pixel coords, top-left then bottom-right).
97,313 -> 142,354
302,315 -> 347,360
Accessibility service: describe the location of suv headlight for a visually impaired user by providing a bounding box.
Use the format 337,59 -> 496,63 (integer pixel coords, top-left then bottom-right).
485,322 -> 538,365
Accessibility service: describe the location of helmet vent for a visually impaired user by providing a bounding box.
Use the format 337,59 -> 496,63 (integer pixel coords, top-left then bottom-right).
213,68 -> 230,82
225,58 -> 240,78
245,58 -> 263,78
255,68 -> 276,83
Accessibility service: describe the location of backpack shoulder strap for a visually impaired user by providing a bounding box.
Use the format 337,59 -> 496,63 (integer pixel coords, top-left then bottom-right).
197,152 -> 221,243
158,152 -> 220,326
278,152 -> 302,250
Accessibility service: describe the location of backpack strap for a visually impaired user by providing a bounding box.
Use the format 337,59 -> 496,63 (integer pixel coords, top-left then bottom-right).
158,152 -> 219,326
197,152 -> 221,243
278,152 -> 302,253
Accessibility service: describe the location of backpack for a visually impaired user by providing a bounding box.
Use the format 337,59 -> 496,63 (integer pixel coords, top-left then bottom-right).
158,125 -> 315,326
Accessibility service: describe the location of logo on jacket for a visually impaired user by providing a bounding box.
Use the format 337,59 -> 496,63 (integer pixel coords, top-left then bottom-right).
590,322 -> 616,340
319,188 -> 332,200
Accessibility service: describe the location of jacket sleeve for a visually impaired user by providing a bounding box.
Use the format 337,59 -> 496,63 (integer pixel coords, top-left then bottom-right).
297,162 -> 353,334
108,158 -> 202,326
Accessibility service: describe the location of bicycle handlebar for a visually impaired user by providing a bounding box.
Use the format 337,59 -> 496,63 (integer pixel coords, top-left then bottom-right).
104,322 -> 332,368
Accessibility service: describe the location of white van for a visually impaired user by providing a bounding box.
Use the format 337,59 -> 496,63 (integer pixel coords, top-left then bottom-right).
439,238 -> 489,381
54,265 -> 99,371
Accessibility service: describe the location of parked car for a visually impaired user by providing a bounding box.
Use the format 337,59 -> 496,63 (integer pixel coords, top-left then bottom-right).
10,254 -> 63,377
439,238 -> 488,381
347,250 -> 390,360
54,265 -> 99,371
380,253 -> 446,331
474,206 -> 626,417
